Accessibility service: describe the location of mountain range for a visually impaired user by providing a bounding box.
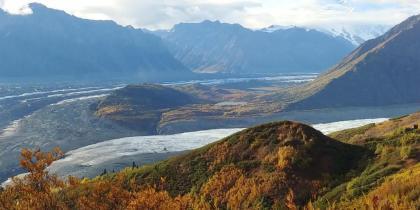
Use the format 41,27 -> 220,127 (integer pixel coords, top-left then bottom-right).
262,24 -> 390,45
287,14 -> 420,110
156,20 -> 356,74
0,3 -> 393,82
104,13 -> 420,131
1,5 -> 420,209
0,3 -> 190,82
318,24 -> 391,45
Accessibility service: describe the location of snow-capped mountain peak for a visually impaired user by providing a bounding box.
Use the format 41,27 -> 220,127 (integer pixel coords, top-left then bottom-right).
260,24 -> 391,46
261,25 -> 296,32
261,25 -> 314,33
317,24 -> 391,45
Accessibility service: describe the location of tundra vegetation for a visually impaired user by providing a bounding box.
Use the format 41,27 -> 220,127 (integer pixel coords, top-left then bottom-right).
1,115 -> 419,210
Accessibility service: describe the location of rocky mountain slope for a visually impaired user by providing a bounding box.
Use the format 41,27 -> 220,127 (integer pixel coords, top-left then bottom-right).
0,3 -> 190,82
286,14 -> 420,110
157,21 -> 355,74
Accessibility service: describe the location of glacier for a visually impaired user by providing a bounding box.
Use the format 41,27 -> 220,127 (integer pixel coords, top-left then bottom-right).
45,118 -> 388,178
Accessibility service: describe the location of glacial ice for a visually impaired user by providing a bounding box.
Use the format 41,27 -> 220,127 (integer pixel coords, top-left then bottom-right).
51,118 -> 388,169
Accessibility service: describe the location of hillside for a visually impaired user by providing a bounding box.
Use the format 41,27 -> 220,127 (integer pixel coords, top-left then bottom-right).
320,112 -> 420,209
94,84 -> 203,133
117,121 -> 368,207
93,83 -> 283,134
286,14 -> 420,110
89,82 -> 420,136
0,3 -> 190,82
0,121 -> 369,209
1,113 -> 419,209
157,21 -> 355,74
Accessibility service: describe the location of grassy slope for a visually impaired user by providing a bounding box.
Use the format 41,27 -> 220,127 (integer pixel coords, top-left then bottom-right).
337,163 -> 420,209
104,113 -> 420,209
104,121 -> 369,208
318,112 -> 420,208
2,113 -> 419,209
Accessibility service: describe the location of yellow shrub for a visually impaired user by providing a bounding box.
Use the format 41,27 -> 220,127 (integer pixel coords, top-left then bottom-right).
277,146 -> 298,170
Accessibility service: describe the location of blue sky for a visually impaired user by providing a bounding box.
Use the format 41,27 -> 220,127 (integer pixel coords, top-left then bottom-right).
0,0 -> 419,29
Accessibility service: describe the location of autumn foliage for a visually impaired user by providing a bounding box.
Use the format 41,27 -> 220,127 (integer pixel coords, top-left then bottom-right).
0,148 -> 65,210
0,120 -> 419,210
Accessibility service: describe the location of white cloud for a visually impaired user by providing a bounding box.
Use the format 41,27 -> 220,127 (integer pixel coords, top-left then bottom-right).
1,0 -> 420,29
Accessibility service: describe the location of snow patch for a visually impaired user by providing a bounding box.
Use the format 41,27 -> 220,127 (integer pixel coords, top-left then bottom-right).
313,118 -> 388,134
51,94 -> 110,106
162,74 -> 318,86
46,87 -> 123,98
259,24 -> 391,46
0,86 -> 102,101
0,119 -> 21,139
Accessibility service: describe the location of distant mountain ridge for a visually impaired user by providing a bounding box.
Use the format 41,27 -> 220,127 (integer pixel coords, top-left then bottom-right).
156,20 -> 355,74
262,24 -> 390,45
287,14 -> 420,110
0,3 -> 190,82
318,24 -> 390,45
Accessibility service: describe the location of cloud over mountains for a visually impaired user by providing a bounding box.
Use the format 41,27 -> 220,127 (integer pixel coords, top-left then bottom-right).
0,0 -> 419,29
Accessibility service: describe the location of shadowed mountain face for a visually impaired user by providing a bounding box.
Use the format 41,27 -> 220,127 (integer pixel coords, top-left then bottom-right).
0,3 -> 190,82
288,14 -> 420,110
157,21 -> 356,74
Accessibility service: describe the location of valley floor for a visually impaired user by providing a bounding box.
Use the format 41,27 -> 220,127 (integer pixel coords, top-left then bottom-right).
1,74 -> 420,188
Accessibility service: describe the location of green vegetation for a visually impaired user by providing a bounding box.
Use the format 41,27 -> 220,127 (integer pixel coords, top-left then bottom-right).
93,84 -> 203,134
329,123 -> 375,142
1,114 -> 419,209
390,114 -> 410,121
315,115 -> 420,209
335,163 -> 420,209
